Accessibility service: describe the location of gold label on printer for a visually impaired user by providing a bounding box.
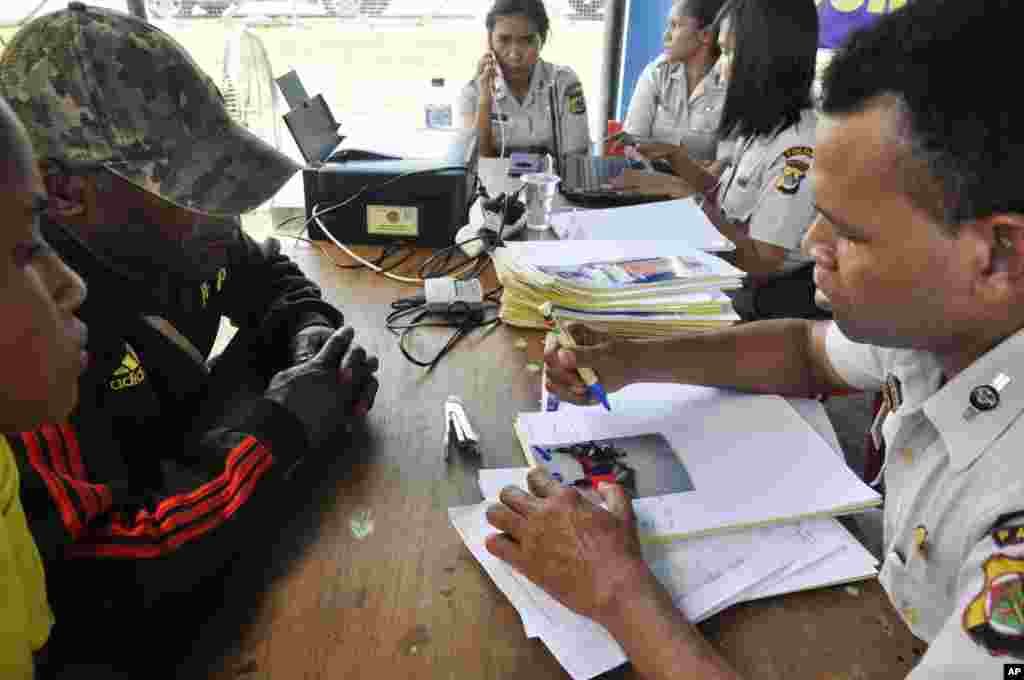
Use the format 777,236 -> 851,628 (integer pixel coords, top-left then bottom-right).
367,205 -> 419,237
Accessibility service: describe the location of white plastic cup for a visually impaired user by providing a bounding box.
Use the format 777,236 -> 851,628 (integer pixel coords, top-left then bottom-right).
520,172 -> 561,231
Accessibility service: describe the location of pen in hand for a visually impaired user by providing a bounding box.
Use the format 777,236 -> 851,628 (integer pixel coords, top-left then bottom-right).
539,303 -> 612,412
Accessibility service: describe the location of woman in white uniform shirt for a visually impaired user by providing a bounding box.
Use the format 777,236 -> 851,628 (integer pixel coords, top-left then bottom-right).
623,0 -> 728,161
458,0 -> 591,158
622,0 -> 819,279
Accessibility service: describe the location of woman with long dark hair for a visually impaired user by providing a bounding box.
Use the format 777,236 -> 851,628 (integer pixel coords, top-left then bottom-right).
622,0 -> 819,279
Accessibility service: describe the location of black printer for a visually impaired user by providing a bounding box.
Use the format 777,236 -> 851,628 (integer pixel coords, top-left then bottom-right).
302,137 -> 478,248
278,70 -> 478,248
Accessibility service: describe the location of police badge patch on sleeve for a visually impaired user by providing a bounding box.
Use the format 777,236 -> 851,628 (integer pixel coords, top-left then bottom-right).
565,82 -> 586,115
776,147 -> 813,195
963,554 -> 1024,657
994,513 -> 1024,547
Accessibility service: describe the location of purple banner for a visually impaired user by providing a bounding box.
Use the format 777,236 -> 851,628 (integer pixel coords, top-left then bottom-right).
817,0 -> 904,49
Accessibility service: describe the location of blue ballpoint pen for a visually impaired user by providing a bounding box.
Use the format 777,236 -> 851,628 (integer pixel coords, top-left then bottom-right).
540,303 -> 612,411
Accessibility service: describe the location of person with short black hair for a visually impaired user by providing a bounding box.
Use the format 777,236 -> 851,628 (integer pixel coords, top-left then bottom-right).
491,1 -> 1024,676
458,0 -> 591,158
623,0 -> 728,160
621,0 -> 819,279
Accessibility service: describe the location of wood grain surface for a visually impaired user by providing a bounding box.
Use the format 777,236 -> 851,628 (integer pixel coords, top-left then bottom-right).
183,241 -> 921,680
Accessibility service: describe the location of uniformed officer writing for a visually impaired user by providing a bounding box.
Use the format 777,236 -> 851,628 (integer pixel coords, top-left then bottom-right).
458,0 -> 591,158
487,1 -> 1024,678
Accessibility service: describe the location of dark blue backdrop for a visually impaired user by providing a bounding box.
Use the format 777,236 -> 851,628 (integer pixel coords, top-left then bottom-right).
616,0 -> 674,121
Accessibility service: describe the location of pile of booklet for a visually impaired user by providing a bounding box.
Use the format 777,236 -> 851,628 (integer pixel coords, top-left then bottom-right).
449,383 -> 883,680
491,240 -> 744,336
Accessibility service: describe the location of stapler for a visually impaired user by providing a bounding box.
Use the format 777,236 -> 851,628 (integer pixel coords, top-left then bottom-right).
443,395 -> 479,460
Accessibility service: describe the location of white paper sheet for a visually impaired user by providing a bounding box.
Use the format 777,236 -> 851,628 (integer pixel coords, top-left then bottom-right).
539,384 -> 844,460
478,468 -> 531,500
451,501 -> 802,680
741,520 -> 878,602
548,198 -> 734,253
641,523 -> 811,622
517,383 -> 881,541
497,239 -> 744,278
447,504 -> 547,637
450,499 -> 865,680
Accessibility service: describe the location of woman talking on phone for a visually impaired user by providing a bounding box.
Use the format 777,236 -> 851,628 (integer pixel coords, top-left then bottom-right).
622,0 -> 728,161
458,0 -> 591,159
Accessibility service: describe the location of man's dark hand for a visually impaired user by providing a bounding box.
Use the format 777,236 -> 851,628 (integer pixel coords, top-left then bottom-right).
485,467 -> 652,624
265,326 -> 380,449
289,324 -> 336,365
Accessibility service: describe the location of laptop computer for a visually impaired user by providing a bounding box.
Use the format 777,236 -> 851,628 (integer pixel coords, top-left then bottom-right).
548,85 -> 672,208
277,70 -> 402,165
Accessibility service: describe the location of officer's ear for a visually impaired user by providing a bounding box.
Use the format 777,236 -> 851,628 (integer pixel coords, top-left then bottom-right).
966,214 -> 1024,301
39,160 -> 92,219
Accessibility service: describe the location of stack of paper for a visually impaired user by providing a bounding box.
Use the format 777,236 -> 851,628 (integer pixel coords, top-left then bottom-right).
516,383 -> 881,540
548,197 -> 734,252
450,468 -> 877,680
492,240 -> 744,335
448,385 -> 881,679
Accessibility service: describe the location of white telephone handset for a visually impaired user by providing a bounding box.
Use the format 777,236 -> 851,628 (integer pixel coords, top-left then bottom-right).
491,51 -> 508,100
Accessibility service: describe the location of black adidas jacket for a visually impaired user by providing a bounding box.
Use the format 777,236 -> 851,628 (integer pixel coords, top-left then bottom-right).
10,217 -> 344,620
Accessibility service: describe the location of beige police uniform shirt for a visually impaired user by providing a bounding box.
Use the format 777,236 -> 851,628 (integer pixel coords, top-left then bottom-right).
457,60 -> 591,156
715,109 -> 816,271
826,323 -> 1024,676
623,56 -> 726,161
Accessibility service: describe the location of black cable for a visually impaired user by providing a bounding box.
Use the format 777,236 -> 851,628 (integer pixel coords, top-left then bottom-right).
385,289 -> 503,371
416,185 -> 524,281
330,241 -> 416,271
417,234 -> 494,280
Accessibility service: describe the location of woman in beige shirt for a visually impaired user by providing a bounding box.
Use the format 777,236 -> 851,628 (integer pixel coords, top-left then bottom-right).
458,0 -> 591,158
617,0 -> 819,278
623,0 -> 728,161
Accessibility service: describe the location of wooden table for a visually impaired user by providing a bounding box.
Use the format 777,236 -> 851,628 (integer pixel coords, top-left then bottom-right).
187,242 -> 923,680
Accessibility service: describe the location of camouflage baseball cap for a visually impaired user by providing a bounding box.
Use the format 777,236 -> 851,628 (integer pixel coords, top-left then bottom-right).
0,2 -> 300,217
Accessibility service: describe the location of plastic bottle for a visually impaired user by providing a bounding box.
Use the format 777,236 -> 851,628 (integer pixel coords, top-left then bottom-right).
424,77 -> 453,129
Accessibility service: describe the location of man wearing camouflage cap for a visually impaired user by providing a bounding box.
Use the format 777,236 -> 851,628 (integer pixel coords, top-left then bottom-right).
0,2 -> 380,670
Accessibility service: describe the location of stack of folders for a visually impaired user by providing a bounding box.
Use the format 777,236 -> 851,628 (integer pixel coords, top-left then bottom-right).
491,240 -> 744,337
449,383 -> 882,680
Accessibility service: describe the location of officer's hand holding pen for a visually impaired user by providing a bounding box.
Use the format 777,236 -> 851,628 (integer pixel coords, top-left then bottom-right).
543,323 -> 633,406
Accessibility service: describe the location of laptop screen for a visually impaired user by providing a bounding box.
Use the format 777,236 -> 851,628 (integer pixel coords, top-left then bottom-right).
281,94 -> 344,165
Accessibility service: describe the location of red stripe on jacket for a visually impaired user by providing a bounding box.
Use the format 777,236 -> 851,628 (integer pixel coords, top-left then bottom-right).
68,438 -> 274,558
21,431 -> 84,539
41,424 -> 99,519
61,424 -> 112,512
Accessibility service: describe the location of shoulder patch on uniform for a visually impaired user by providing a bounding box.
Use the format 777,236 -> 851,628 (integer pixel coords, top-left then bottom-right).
964,554 -> 1024,657
782,146 -> 814,159
994,514 -> 1024,547
776,158 -> 809,195
565,82 -> 586,115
